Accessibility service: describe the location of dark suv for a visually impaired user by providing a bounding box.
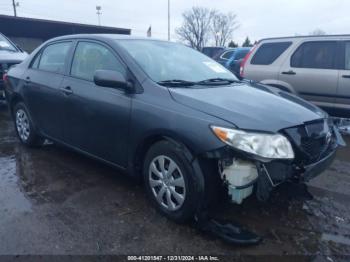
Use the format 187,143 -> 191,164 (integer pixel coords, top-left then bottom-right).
3,34 -> 344,223
0,33 -> 27,100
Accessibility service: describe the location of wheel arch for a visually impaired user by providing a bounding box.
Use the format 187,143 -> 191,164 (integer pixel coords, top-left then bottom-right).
129,132 -> 196,180
9,93 -> 24,117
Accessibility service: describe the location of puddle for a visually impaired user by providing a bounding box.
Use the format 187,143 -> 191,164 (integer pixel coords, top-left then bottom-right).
0,156 -> 32,215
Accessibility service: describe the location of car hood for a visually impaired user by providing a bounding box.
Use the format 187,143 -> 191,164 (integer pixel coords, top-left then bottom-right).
0,50 -> 27,63
169,83 -> 326,133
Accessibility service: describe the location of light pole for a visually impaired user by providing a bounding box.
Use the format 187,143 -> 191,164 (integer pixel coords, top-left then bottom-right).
96,5 -> 102,26
167,0 -> 170,41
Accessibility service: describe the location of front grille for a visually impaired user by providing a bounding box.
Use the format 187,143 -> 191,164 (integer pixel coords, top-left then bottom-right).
300,135 -> 329,162
284,119 -> 335,164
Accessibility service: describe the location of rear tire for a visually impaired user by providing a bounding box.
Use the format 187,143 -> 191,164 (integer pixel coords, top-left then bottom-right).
13,102 -> 44,147
143,140 -> 202,223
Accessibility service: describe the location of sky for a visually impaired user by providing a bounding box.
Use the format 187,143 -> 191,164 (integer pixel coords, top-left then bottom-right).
0,0 -> 349,45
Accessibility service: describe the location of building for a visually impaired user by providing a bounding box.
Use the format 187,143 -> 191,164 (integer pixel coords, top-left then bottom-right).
0,14 -> 131,52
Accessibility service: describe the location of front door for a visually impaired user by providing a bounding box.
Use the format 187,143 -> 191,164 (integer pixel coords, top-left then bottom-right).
61,41 -> 131,167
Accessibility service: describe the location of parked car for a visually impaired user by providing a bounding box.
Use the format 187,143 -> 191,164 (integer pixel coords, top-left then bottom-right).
201,46 -> 225,58
214,47 -> 251,78
0,33 -> 27,100
240,35 -> 350,118
3,34 -> 344,224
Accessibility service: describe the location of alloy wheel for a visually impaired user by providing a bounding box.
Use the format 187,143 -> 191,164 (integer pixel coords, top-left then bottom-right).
16,109 -> 30,142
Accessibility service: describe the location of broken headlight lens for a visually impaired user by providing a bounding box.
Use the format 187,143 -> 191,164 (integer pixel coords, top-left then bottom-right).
211,126 -> 294,159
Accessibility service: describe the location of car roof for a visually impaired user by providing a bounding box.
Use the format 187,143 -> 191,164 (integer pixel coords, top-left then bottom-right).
259,34 -> 350,43
46,34 -> 167,43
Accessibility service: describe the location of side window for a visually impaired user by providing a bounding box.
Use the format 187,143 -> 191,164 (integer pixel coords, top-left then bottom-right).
291,41 -> 337,69
71,41 -> 125,81
38,42 -> 71,73
221,50 -> 234,60
345,42 -> 350,70
251,42 -> 291,65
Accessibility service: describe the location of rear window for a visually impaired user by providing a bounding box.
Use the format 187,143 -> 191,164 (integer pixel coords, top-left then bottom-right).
251,42 -> 292,65
202,47 -> 224,58
291,41 -> 337,69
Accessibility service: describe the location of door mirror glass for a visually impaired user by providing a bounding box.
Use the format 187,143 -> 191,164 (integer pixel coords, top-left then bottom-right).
94,70 -> 128,89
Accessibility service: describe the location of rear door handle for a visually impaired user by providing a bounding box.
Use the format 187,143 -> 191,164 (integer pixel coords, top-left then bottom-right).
60,86 -> 73,95
342,75 -> 350,79
281,70 -> 296,75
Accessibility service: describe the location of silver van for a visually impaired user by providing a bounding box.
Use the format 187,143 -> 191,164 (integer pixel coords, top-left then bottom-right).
240,35 -> 350,118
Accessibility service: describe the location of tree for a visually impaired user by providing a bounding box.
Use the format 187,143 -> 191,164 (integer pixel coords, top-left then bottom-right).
309,29 -> 326,36
176,7 -> 215,50
211,11 -> 239,47
228,40 -> 238,48
242,37 -> 252,47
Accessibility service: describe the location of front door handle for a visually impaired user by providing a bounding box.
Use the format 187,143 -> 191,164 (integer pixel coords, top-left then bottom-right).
60,86 -> 73,95
342,75 -> 350,79
25,76 -> 31,84
281,70 -> 296,75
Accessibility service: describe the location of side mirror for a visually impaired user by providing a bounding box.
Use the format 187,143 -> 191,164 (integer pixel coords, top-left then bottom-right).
94,70 -> 133,92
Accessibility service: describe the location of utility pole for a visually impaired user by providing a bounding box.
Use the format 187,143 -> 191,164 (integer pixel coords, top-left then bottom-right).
167,0 -> 170,41
12,0 -> 19,17
96,5 -> 102,26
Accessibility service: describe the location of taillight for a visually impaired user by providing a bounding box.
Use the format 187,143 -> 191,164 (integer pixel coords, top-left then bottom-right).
240,44 -> 258,78
2,73 -> 8,82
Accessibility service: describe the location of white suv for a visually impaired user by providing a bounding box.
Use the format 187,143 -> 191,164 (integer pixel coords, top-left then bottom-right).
240,35 -> 350,118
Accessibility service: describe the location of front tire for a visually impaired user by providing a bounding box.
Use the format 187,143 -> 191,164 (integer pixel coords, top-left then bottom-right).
13,102 -> 44,147
143,140 -> 201,223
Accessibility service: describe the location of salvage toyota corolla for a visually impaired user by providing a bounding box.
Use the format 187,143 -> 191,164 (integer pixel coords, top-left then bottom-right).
3,35 -> 344,225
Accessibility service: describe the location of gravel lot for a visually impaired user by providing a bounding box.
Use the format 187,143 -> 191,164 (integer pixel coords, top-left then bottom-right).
0,103 -> 350,259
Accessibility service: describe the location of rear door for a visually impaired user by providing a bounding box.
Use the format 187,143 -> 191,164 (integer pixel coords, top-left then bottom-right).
23,41 -> 72,139
279,41 -> 339,110
61,40 -> 131,167
336,41 -> 350,117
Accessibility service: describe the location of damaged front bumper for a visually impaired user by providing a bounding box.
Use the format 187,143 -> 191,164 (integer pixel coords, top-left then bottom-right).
205,120 -> 345,204
302,148 -> 336,182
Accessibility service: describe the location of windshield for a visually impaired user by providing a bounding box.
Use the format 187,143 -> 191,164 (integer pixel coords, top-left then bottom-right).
0,34 -> 17,52
117,40 -> 237,83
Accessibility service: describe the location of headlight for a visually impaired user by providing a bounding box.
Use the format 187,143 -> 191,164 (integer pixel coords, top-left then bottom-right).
211,126 -> 294,159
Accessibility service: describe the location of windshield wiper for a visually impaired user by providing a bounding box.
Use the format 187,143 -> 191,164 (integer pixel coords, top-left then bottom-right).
196,78 -> 240,85
157,79 -> 195,87
157,78 -> 240,87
